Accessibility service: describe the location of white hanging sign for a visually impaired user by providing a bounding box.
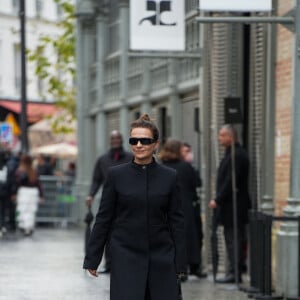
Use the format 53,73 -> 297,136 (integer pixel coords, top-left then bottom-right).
130,0 -> 185,51
199,0 -> 272,12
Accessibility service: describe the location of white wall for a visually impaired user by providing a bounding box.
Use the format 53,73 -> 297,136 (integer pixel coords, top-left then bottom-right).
0,0 -> 67,101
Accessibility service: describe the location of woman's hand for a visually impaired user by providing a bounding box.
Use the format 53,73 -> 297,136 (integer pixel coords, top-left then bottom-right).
87,269 -> 98,277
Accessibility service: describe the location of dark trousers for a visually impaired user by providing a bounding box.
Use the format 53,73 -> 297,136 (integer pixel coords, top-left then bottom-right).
0,196 -> 5,228
192,204 -> 204,272
8,199 -> 16,231
224,226 -> 245,277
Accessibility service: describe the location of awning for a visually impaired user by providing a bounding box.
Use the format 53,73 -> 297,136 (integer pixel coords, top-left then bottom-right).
0,100 -> 58,123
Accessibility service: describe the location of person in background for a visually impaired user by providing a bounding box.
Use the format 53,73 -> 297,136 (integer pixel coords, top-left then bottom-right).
84,114 -> 186,300
12,154 -> 44,236
159,139 -> 203,281
209,125 -> 251,283
5,151 -> 21,233
36,154 -> 53,176
180,142 -> 207,278
0,150 -> 9,237
64,161 -> 76,179
85,130 -> 132,273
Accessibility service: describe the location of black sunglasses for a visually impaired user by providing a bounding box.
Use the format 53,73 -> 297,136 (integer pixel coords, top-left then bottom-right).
129,137 -> 156,145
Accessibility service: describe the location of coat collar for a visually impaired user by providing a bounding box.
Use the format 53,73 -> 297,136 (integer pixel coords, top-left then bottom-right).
131,157 -> 157,170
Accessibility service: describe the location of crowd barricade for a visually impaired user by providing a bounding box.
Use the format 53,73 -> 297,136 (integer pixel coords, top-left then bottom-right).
36,175 -> 80,227
247,211 -> 300,300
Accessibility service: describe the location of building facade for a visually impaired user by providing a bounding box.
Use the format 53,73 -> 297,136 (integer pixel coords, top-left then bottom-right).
0,0 -> 63,102
75,0 -> 298,285
75,0 -> 202,211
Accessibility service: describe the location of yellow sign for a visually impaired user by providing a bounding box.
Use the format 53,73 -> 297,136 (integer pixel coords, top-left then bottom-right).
5,113 -> 21,136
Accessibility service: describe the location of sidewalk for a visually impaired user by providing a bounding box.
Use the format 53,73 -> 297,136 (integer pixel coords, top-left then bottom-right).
0,228 -> 249,300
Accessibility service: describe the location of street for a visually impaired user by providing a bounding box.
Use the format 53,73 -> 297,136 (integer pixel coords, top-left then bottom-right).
0,228 -> 248,300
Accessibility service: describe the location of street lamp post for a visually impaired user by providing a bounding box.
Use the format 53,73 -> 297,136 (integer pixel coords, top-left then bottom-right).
20,0 -> 28,153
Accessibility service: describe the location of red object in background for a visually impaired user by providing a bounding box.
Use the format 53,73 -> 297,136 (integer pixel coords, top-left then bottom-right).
0,100 -> 58,123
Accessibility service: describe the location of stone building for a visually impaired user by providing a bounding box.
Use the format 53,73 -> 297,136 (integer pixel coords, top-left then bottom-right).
75,0 -> 298,290
75,0 -> 202,204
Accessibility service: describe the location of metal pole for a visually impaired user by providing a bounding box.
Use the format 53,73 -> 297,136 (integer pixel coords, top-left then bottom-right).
195,16 -> 294,24
19,0 -> 28,153
128,51 -> 202,59
230,137 -> 239,285
290,0 -> 300,199
261,0 -> 278,214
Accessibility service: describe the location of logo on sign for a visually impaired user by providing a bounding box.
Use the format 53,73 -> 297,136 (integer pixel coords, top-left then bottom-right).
139,0 -> 176,26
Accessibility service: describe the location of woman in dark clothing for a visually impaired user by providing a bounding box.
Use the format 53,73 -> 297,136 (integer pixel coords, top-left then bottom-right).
159,139 -> 202,280
84,114 -> 186,300
12,154 -> 43,236
0,150 -> 9,236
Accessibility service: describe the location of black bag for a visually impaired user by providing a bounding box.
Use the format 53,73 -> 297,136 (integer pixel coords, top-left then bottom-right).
177,276 -> 183,300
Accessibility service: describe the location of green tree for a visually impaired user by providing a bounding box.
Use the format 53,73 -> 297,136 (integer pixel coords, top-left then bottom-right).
28,0 -> 75,134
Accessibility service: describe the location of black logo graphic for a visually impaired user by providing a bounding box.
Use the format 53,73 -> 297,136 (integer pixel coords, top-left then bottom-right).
139,0 -> 177,26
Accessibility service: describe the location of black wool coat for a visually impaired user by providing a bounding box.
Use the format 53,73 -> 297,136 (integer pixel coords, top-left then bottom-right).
89,147 -> 133,197
215,143 -> 251,228
83,159 -> 186,300
162,159 -> 201,264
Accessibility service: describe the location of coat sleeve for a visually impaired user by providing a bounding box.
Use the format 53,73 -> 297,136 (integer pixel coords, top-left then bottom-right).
89,157 -> 104,197
215,149 -> 246,205
167,173 -> 187,273
83,169 -> 117,270
215,159 -> 233,205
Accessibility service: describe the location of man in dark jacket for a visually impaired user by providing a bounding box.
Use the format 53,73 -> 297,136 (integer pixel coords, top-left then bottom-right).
85,130 -> 132,273
209,125 -> 250,283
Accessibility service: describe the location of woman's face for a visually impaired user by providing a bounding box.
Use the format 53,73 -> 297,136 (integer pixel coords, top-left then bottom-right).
130,127 -> 159,165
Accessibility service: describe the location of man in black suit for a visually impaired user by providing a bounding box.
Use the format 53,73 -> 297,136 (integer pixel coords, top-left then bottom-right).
86,130 -> 132,273
209,125 -> 251,283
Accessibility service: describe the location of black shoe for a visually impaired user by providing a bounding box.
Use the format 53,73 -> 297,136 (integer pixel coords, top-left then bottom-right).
180,274 -> 188,283
98,268 -> 110,274
215,274 -> 242,284
190,270 -> 207,278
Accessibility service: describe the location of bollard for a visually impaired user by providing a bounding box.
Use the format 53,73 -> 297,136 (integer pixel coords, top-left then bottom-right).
285,216 -> 300,300
246,210 -> 261,297
255,214 -> 283,300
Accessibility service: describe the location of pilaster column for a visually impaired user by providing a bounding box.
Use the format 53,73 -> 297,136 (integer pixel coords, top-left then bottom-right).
141,59 -> 151,114
168,59 -> 181,139
96,13 -> 107,156
276,1 -> 300,298
119,0 -> 130,148
75,0 -> 95,221
261,0 -> 277,214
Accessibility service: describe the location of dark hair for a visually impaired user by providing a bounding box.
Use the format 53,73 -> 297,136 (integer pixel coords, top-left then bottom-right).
182,142 -> 191,149
19,154 -> 38,183
130,113 -> 159,141
159,139 -> 182,161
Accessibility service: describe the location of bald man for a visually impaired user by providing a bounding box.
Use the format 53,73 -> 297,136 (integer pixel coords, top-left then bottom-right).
86,130 -> 133,273
209,125 -> 251,283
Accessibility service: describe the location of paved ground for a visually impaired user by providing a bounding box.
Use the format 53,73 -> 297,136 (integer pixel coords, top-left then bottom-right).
0,228 -> 249,300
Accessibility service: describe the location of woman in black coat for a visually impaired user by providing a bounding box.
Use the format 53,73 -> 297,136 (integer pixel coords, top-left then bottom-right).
159,139 -> 202,279
84,114 -> 186,300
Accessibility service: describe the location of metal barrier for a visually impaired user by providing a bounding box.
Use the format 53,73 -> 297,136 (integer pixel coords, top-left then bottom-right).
36,175 -> 80,226
247,211 -> 300,300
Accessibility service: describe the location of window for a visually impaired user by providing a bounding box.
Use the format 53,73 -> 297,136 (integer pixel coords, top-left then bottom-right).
14,44 -> 21,92
36,0 -> 43,18
12,0 -> 19,14
56,3 -> 63,19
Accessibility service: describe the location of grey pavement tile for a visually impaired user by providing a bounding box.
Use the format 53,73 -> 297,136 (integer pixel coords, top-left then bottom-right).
0,228 -> 248,300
